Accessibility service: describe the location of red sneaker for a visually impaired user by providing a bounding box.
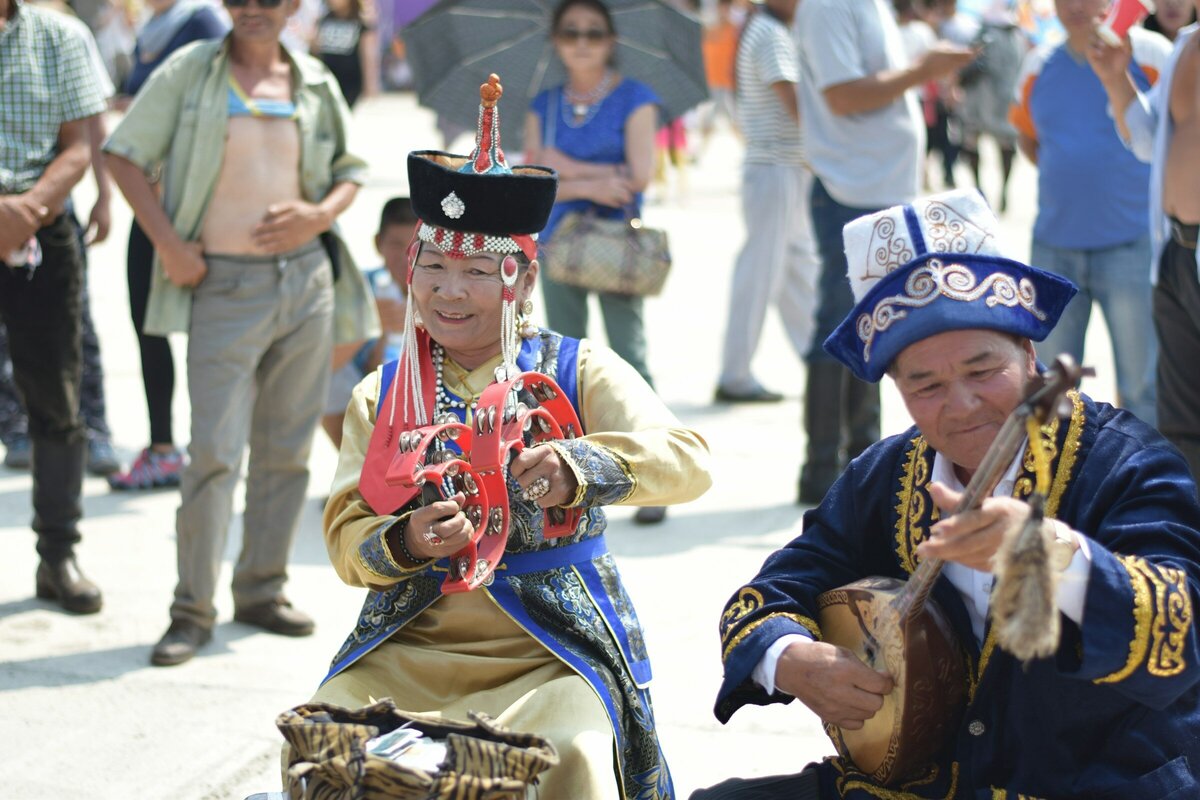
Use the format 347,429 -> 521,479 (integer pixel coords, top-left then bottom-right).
107,447 -> 185,491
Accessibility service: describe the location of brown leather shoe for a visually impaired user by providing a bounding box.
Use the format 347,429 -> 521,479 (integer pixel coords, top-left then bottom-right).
234,599 -> 314,637
633,506 -> 667,525
151,619 -> 212,667
35,557 -> 102,614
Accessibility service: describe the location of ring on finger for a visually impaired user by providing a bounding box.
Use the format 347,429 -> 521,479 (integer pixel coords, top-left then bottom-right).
521,476 -> 551,501
422,525 -> 443,546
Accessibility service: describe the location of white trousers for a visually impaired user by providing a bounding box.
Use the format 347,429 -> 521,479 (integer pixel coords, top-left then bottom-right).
718,163 -> 820,392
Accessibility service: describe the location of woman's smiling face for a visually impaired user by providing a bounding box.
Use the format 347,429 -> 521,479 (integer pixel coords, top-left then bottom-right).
409,242 -> 538,369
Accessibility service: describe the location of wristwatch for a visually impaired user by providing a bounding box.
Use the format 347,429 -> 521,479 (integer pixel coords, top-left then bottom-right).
1049,523 -> 1081,572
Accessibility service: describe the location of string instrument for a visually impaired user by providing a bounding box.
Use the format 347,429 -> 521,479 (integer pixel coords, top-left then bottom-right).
382,369 -> 584,594
816,355 -> 1085,785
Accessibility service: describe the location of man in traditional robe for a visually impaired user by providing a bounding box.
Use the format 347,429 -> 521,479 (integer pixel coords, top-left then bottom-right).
701,189 -> 1200,799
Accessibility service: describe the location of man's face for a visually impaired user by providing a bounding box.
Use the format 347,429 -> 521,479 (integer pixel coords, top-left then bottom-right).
891,329 -> 1038,474
225,0 -> 298,44
1055,0 -> 1109,38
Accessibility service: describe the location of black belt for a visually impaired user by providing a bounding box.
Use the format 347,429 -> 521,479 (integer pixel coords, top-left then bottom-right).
1169,216 -> 1199,249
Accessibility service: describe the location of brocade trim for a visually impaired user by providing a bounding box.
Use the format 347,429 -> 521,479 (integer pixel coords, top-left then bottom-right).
590,556 -> 650,666
1045,391 -> 1083,517
548,439 -> 637,508
1013,390 -> 1083,517
894,436 -> 936,575
720,587 -> 765,646
833,757 -> 959,799
534,330 -> 561,382
1095,555 -> 1193,683
967,629 -> 998,705
721,611 -> 822,661
328,574 -> 444,670
504,560 -> 667,800
990,791 -> 1048,800
356,514 -> 427,580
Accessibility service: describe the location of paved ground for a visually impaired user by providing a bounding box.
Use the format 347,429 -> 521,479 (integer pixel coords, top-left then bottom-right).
0,93 -> 1119,799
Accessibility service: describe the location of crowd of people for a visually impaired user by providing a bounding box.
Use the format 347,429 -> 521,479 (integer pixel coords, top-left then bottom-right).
4,0 -> 1200,797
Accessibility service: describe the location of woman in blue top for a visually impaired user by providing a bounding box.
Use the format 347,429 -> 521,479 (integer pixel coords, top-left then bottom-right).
525,6 -> 659,372
525,0 -> 664,523
108,0 -> 227,491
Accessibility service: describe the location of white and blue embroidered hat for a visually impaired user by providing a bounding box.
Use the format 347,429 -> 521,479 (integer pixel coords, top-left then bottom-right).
824,189 -> 1077,383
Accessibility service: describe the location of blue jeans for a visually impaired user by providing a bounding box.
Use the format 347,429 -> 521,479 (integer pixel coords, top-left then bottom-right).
1032,236 -> 1157,425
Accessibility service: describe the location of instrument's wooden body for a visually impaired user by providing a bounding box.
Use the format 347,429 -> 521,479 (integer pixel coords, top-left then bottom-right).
817,578 -> 967,785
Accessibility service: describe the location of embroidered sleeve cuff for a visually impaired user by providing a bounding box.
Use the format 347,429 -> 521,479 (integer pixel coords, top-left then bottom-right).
1084,547 -> 1194,693
356,511 -> 430,579
546,439 -> 636,508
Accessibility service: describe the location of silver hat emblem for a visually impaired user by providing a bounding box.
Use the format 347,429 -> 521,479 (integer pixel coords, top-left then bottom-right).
441,191 -> 465,219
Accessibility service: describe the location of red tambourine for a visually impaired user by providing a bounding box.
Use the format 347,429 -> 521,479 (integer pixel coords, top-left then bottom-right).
382,417 -> 493,592
377,373 -> 584,594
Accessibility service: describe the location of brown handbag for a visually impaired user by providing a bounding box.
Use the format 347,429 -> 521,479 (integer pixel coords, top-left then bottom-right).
545,209 -> 672,296
277,699 -> 559,800
540,90 -> 672,297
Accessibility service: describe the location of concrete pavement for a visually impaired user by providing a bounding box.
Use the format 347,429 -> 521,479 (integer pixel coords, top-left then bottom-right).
0,93 -> 1119,799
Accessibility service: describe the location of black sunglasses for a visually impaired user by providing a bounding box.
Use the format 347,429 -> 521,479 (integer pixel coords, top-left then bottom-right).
555,27 -> 610,43
224,0 -> 285,8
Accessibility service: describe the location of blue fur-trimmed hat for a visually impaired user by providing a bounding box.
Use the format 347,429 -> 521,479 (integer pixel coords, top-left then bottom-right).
824,189 -> 1078,383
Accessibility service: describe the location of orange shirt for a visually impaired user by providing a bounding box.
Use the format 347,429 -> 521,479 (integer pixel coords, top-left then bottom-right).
704,20 -> 738,90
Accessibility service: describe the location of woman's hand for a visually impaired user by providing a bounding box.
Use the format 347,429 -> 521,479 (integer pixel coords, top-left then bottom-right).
535,146 -> 580,174
586,174 -> 635,208
399,491 -> 476,560
510,445 -> 579,508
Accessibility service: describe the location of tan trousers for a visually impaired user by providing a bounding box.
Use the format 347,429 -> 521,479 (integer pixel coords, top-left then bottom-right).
170,243 -> 333,626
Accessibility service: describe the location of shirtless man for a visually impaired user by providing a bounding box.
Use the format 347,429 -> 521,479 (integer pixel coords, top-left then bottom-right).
1091,6 -> 1200,487
105,0 -> 369,665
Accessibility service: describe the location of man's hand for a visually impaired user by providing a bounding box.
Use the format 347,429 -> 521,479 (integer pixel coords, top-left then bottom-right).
509,444 -> 579,508
0,195 -> 48,253
1087,31 -> 1134,88
916,43 -> 979,83
775,640 -> 895,730
919,481 -> 1030,572
86,194 -> 111,245
160,240 -> 208,288
252,200 -> 331,254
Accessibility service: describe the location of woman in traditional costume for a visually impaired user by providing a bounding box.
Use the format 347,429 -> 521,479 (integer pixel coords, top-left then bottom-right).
309,75 -> 710,800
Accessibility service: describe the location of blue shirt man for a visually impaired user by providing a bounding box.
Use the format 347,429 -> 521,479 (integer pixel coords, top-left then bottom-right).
1010,5 -> 1171,426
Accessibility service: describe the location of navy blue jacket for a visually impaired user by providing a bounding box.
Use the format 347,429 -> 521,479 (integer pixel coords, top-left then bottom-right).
717,393 -> 1200,799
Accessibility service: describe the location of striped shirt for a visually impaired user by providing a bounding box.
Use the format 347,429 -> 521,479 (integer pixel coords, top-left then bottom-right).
0,0 -> 108,194
736,11 -> 804,165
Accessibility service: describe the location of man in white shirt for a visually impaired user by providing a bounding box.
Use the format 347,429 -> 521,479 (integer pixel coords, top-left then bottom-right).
701,190 -> 1200,799
714,0 -> 818,404
793,0 -> 974,505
